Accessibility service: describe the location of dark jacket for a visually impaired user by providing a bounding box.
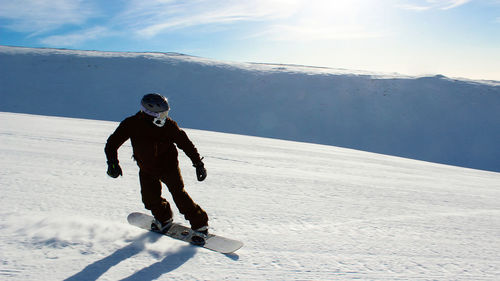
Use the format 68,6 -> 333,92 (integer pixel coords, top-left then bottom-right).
105,112 -> 201,175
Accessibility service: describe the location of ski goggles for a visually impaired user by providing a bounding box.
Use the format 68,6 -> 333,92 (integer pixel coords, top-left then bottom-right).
141,105 -> 169,127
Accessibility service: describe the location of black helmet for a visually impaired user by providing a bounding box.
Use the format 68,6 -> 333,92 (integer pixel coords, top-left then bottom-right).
141,93 -> 170,113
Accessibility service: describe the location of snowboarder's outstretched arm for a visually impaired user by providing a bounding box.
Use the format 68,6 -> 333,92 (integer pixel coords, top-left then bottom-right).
104,119 -> 131,177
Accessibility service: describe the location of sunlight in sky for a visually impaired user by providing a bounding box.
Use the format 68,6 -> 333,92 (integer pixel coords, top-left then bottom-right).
0,0 -> 499,80
269,0 -> 386,41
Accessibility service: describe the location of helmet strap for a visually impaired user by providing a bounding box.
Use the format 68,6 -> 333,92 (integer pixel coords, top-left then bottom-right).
153,116 -> 167,127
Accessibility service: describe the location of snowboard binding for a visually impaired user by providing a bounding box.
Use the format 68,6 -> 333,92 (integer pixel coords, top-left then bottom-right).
151,218 -> 173,233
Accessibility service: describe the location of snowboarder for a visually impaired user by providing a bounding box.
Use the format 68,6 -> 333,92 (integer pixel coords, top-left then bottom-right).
105,93 -> 208,234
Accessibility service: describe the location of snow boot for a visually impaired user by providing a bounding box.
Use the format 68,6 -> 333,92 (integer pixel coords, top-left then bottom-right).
193,225 -> 208,236
190,226 -> 208,246
151,218 -> 173,233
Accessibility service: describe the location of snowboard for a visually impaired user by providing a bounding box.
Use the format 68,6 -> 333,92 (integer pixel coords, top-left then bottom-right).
127,212 -> 243,254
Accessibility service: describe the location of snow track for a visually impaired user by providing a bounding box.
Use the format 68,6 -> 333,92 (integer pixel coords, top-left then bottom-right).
1,112 -> 499,280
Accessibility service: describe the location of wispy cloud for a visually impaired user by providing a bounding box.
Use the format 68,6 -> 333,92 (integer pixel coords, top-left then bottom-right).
118,0 -> 388,41
0,0 -> 96,34
118,0 -> 300,38
0,0 -> 391,46
5,0 -> 465,47
399,0 -> 472,11
39,26 -> 109,46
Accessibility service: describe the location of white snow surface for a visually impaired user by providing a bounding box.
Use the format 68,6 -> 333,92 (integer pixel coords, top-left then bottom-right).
1,112 -> 499,280
1,46 -> 499,172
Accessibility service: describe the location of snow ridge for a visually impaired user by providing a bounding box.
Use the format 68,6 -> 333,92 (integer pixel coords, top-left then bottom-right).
0,46 -> 499,171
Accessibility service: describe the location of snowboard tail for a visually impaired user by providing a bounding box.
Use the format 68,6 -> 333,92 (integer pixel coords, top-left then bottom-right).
127,212 -> 243,254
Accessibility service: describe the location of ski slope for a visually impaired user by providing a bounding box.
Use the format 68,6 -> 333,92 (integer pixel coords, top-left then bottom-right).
1,112 -> 499,280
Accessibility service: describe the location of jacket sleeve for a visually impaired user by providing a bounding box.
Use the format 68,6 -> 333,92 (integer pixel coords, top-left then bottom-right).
104,119 -> 131,162
170,121 -> 202,164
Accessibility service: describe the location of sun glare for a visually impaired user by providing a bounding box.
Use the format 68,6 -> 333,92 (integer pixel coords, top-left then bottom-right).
268,0 -> 381,42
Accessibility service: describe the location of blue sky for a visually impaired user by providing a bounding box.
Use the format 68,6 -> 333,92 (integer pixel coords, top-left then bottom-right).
1,0 -> 499,80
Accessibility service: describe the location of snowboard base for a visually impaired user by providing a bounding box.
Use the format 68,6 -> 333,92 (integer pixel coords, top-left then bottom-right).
127,212 -> 243,254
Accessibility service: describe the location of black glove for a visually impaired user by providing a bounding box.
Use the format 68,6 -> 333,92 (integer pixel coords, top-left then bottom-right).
193,160 -> 207,181
107,160 -> 122,178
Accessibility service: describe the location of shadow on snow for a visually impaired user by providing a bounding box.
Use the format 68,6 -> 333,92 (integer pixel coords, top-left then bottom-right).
64,232 -> 197,281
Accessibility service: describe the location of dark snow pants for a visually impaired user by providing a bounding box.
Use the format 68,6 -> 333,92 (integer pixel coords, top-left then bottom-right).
139,167 -> 208,230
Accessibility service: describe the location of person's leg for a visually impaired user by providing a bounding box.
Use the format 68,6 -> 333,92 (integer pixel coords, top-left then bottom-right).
161,167 -> 208,230
139,170 -> 173,223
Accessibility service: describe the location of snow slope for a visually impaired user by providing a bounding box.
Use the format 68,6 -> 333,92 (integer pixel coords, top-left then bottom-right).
1,112 -> 499,280
1,46 -> 499,172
